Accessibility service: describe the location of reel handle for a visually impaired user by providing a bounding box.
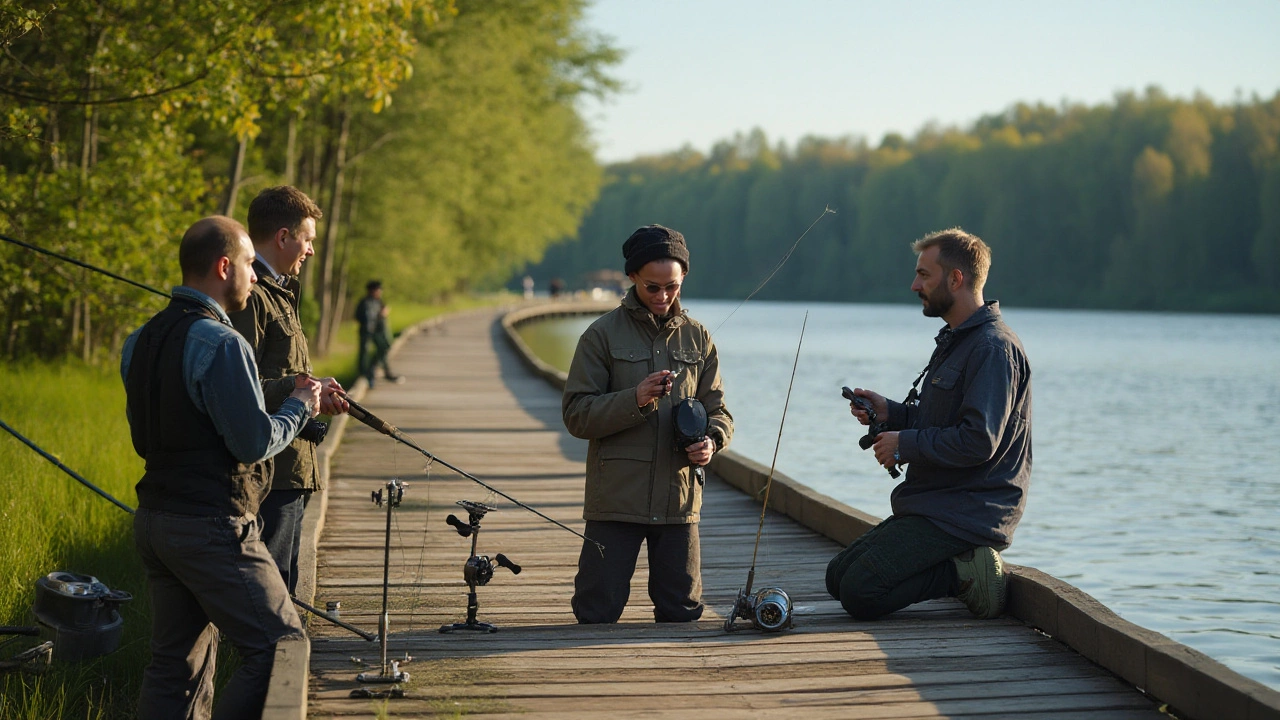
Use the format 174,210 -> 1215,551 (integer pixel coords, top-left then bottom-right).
446,514 -> 473,537
495,553 -> 521,575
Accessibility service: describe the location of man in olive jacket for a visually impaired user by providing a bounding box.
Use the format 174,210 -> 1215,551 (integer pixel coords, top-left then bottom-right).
563,225 -> 733,623
229,186 -> 348,595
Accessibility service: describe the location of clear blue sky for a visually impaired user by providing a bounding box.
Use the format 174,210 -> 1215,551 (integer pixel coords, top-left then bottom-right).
581,0 -> 1280,163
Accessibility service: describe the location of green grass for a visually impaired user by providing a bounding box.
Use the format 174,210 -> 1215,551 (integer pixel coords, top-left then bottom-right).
0,362 -> 146,719
0,293 -> 511,718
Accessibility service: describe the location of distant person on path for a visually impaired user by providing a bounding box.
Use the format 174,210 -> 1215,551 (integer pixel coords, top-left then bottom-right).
354,279 -> 402,386
827,228 -> 1032,620
549,277 -> 564,298
228,186 -> 349,596
562,224 -> 733,623
122,216 -> 322,719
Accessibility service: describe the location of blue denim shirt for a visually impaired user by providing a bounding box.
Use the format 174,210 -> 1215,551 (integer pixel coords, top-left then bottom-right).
121,286 -> 308,463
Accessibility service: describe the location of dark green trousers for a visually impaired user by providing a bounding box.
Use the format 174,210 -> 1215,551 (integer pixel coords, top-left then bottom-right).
825,514 -> 974,620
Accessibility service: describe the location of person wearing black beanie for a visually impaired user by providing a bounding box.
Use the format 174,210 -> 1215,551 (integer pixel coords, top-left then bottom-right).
562,224 -> 734,624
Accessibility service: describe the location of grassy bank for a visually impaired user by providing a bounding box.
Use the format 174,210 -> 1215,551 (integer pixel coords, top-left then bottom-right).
0,363 -> 146,719
0,294 -> 508,718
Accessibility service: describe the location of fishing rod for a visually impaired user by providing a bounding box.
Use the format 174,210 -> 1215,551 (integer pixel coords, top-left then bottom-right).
0,416 -> 377,640
0,234 -> 170,299
339,393 -> 603,553
1,234 -> 601,550
724,312 -> 807,632
0,418 -> 137,515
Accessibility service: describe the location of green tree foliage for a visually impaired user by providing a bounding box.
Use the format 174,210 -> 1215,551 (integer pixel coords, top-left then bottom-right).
528,89 -> 1280,313
0,0 -> 616,361
344,0 -> 619,305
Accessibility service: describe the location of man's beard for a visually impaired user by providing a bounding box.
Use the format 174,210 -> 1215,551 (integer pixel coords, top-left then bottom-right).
920,285 -> 953,318
225,283 -> 252,312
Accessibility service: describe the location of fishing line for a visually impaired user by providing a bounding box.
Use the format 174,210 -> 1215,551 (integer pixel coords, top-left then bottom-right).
707,206 -> 834,336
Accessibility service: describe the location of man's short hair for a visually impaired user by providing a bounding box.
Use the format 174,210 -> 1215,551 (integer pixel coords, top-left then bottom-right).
179,216 -> 250,280
912,228 -> 991,293
246,186 -> 323,244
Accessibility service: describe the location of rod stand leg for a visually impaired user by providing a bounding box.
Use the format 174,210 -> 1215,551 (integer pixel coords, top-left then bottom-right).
439,589 -> 498,633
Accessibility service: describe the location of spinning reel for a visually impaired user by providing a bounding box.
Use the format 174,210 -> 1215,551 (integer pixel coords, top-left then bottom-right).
725,583 -> 793,633
440,500 -> 521,634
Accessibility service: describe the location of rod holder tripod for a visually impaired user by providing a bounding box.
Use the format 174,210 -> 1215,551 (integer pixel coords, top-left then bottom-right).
440,500 -> 520,634
357,478 -> 410,685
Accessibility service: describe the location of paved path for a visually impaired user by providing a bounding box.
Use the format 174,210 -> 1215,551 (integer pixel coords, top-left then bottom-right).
307,307 -> 1162,718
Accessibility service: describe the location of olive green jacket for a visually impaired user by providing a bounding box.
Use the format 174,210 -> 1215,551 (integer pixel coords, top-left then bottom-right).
228,259 -> 319,491
562,290 -> 733,524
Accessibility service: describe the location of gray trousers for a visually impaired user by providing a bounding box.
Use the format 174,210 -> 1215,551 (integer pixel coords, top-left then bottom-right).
134,508 -> 306,720
259,489 -> 310,594
572,520 -> 704,623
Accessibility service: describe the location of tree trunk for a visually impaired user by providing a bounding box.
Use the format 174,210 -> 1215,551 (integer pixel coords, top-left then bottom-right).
330,163 -> 362,352
223,136 -> 248,217
313,105 -> 350,357
81,298 -> 91,363
69,295 -> 81,352
284,111 -> 299,186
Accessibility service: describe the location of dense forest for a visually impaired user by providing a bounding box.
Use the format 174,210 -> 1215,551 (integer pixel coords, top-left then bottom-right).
0,0 -> 618,361
525,89 -> 1280,314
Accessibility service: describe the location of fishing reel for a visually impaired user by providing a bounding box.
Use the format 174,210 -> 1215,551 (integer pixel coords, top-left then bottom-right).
725,585 -> 793,633
440,500 -> 520,634
842,386 -> 899,479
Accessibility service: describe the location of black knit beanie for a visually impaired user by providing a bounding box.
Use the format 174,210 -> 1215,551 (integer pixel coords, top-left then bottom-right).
622,225 -> 690,276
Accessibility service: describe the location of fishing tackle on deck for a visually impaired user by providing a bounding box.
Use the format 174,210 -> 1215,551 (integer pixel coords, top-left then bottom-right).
439,500 -> 521,634
725,313 -> 808,633
356,478 -> 411,685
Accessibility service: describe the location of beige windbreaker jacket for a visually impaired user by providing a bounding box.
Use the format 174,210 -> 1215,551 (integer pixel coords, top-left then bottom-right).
562,290 -> 733,525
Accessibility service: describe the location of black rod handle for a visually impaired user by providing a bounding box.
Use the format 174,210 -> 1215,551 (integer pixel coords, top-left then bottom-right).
446,514 -> 473,537
495,553 -> 521,575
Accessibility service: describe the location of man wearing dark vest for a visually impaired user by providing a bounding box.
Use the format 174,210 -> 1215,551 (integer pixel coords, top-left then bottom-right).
122,216 -> 322,719
229,186 -> 348,595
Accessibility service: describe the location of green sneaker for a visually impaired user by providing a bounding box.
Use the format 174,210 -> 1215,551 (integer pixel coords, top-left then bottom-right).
952,547 -> 1007,619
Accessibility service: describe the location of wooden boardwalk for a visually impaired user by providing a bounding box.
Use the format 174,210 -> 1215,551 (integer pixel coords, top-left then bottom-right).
306,307 -> 1163,718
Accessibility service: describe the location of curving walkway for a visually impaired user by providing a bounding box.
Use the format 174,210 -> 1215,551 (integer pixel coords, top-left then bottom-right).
305,306 -> 1165,718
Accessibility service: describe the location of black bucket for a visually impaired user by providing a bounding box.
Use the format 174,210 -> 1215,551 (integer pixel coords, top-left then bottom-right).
32,571 -> 131,662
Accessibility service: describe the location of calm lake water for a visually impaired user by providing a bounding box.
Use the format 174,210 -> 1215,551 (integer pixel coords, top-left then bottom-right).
518,299 -> 1280,691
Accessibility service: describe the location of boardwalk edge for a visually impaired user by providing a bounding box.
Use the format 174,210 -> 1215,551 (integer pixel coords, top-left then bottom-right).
500,302 -> 1280,720
263,314 -> 443,720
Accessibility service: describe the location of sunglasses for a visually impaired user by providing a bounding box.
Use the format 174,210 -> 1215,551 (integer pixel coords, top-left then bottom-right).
639,280 -> 681,295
